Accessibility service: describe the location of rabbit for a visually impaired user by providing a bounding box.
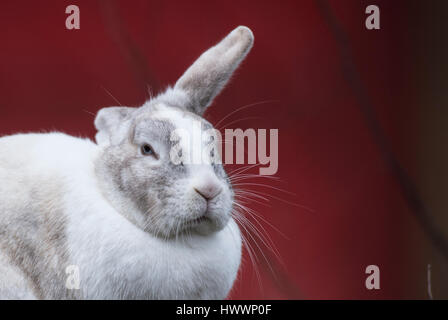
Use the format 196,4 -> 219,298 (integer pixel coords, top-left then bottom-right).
0,26 -> 254,299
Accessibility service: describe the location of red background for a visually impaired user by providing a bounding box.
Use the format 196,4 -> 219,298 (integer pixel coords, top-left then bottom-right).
0,0 -> 445,299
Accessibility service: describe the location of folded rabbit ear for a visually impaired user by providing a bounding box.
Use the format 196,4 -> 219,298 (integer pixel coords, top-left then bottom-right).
94,107 -> 135,145
166,26 -> 254,115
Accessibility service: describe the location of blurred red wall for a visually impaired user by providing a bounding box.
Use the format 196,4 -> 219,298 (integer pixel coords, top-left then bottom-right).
0,0 -> 430,299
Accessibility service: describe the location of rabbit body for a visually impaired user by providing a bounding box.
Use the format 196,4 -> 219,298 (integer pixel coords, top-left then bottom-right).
0,133 -> 241,299
0,26 -> 254,299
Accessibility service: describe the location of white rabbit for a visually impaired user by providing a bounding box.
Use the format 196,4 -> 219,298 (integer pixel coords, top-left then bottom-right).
0,26 -> 254,299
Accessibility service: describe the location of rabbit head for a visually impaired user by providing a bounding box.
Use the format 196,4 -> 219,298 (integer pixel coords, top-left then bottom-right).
94,26 -> 254,238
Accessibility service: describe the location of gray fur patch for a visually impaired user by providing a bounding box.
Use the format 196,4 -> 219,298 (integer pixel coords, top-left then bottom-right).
0,176 -> 77,299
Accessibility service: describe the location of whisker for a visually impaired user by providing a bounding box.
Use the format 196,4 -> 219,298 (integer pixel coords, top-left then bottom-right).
214,99 -> 278,129
82,109 -> 96,117
234,201 -> 288,241
217,116 -> 262,131
100,85 -> 123,106
232,182 -> 297,196
232,212 -> 263,290
234,187 -> 314,212
234,210 -> 277,280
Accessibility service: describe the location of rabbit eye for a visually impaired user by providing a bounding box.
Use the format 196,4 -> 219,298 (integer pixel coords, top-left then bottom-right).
141,144 -> 155,156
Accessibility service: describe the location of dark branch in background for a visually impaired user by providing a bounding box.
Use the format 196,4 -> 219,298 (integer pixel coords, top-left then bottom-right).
315,0 -> 448,261
99,0 -> 159,94
428,264 -> 434,299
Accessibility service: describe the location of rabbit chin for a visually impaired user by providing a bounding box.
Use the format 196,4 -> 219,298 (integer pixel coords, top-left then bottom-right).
143,206 -> 232,239
185,211 -> 232,236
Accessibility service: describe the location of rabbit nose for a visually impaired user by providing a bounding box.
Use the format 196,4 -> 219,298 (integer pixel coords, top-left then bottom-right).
194,182 -> 222,200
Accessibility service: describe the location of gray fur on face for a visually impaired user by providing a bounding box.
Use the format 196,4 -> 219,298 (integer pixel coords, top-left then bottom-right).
95,104 -> 234,239
93,26 -> 253,239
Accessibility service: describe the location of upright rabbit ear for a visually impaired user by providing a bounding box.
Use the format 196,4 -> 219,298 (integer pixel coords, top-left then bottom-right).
161,26 -> 254,115
94,107 -> 135,145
